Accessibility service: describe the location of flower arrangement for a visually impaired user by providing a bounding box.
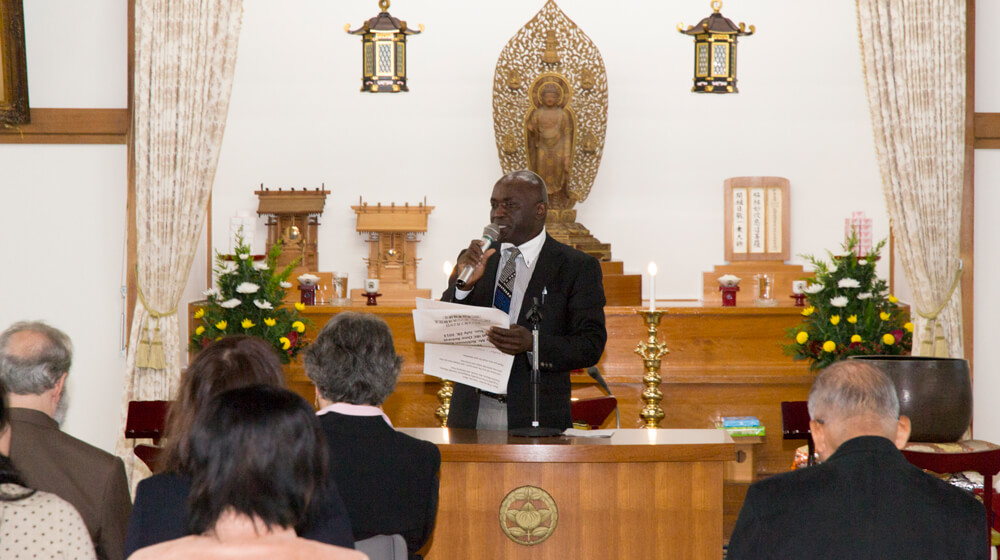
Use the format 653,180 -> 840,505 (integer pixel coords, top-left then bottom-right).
784,235 -> 913,370
189,234 -> 309,363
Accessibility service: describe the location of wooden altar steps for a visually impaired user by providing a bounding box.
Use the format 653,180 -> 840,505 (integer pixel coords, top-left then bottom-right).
600,260 -> 641,307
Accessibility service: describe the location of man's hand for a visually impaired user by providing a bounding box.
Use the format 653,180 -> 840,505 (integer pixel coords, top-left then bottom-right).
455,239 -> 496,288
487,325 -> 533,355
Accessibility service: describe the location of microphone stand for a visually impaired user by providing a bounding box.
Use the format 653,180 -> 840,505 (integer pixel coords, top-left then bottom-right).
510,298 -> 562,438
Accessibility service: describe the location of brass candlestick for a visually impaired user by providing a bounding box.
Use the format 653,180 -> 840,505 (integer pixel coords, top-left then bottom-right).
634,310 -> 669,428
435,380 -> 454,427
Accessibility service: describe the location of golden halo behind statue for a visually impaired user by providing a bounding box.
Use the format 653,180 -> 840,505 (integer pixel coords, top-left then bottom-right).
529,73 -> 571,109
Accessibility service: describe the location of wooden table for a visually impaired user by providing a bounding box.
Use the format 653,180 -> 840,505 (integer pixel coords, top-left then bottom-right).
401,428 -> 735,560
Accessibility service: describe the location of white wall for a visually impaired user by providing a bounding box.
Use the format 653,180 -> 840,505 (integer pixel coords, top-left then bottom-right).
206,0 -> 888,304
973,0 -> 999,444
0,1 -> 126,453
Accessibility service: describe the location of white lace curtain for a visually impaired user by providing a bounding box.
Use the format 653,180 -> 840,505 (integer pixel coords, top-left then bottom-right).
115,0 -> 244,491
856,0 -> 966,358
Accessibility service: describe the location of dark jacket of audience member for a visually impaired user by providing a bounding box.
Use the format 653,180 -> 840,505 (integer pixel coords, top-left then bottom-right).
305,313 -> 441,560
728,361 -> 986,560
0,321 -> 131,560
129,385 -> 365,560
125,336 -> 354,557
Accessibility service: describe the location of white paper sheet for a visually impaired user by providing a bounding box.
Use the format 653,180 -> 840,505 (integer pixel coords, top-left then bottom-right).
413,298 -> 515,393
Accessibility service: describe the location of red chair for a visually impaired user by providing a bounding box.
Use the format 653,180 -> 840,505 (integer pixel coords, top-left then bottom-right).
124,400 -> 171,471
780,401 -> 815,466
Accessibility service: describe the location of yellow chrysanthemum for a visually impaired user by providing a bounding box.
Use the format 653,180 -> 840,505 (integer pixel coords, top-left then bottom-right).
193,308 -> 205,319
195,325 -> 205,336
851,334 -> 862,343
796,331 -> 809,344
904,322 -> 914,333
294,302 -> 306,311
847,315 -> 858,324
830,315 -> 840,326
822,341 -> 836,352
241,319 -> 255,329
264,317 -> 276,327
292,321 -> 306,333
882,333 -> 895,345
888,295 -> 899,304
280,336 -> 291,350
801,306 -> 815,317
215,320 -> 227,330
879,311 -> 891,321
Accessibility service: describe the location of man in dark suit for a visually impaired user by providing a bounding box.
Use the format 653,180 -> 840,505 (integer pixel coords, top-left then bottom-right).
442,170 -> 607,431
728,360 -> 986,560
0,321 -> 132,560
304,312 -> 441,560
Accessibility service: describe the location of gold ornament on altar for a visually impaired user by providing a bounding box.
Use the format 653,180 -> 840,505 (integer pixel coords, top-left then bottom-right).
634,311 -> 669,428
492,0 -> 608,220
678,0 -> 755,94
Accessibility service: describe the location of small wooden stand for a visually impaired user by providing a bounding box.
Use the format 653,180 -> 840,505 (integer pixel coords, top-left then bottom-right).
351,199 -> 434,306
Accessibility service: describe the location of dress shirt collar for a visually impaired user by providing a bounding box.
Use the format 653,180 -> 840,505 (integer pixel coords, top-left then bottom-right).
316,402 -> 393,427
500,227 -> 546,268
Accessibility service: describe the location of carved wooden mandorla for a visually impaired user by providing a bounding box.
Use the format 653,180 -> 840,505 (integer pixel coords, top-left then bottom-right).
493,1 -> 608,244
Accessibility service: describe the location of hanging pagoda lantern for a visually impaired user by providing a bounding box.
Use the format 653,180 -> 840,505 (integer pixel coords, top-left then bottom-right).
678,1 -> 754,93
346,0 -> 423,93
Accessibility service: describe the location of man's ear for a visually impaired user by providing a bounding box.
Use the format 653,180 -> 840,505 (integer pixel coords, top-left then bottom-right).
52,372 -> 68,401
809,419 -> 828,460
893,415 -> 912,449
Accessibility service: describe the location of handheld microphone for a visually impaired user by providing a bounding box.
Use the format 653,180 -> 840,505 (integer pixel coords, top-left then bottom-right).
455,223 -> 500,289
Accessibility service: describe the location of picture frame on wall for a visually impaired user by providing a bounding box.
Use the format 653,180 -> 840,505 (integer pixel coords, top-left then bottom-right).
723,176 -> 791,262
0,0 -> 29,125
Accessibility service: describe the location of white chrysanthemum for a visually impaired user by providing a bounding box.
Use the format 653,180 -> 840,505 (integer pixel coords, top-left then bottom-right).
203,287 -> 221,299
857,292 -> 873,300
236,282 -> 260,294
253,260 -> 269,271
279,281 -> 293,289
858,259 -> 868,266
829,265 -> 838,273
220,298 -> 242,308
238,253 -> 250,260
833,251 -> 852,258
803,283 -> 824,294
253,299 -> 273,310
830,296 -> 849,308
838,278 -> 861,289
218,262 -> 238,275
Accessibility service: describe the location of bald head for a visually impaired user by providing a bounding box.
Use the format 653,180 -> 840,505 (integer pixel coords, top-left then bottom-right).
808,360 -> 910,460
0,321 -> 73,395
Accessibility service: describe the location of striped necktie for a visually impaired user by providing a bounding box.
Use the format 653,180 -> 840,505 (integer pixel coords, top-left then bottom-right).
493,247 -> 520,314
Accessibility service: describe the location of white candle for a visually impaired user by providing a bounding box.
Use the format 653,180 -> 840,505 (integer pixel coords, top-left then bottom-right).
648,261 -> 658,312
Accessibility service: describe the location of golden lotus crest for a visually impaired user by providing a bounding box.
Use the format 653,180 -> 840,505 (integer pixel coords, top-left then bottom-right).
499,485 -> 558,545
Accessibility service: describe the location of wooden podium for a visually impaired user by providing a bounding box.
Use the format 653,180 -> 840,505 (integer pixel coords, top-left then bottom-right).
402,428 -> 734,560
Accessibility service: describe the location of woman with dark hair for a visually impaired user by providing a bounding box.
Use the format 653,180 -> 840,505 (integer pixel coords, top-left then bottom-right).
304,313 -> 440,560
126,336 -> 353,556
130,385 -> 366,560
0,380 -> 95,559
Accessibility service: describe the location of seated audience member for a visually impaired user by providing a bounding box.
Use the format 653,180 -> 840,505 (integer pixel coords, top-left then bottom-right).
304,313 -> 441,560
0,321 -> 130,560
728,360 -> 986,560
0,380 -> 96,559
130,385 -> 367,560
126,336 -> 353,557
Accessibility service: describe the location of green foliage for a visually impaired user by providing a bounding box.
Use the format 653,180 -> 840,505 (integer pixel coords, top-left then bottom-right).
783,234 -> 912,370
188,233 -> 309,363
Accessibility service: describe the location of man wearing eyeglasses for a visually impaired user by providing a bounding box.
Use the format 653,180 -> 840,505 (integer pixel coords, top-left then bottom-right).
728,360 -> 986,559
441,170 -> 607,432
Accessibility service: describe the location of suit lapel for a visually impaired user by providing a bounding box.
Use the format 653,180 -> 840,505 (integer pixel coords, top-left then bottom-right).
517,235 -> 562,325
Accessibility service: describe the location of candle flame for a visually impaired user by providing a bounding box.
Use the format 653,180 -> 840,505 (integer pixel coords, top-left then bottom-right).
648,261 -> 658,276
443,261 -> 452,276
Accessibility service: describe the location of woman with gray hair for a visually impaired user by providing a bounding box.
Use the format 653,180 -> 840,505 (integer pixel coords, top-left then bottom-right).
304,312 -> 441,560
